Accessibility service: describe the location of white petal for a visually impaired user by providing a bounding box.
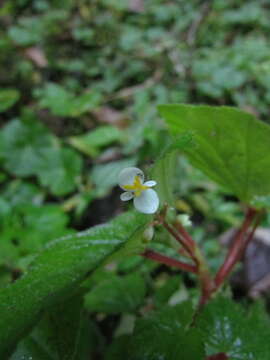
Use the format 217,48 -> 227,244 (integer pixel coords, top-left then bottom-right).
133,189 -> 159,214
118,167 -> 144,190
144,180 -> 157,187
120,192 -> 134,201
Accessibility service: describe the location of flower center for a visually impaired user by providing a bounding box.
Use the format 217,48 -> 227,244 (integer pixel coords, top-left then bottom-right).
123,175 -> 149,197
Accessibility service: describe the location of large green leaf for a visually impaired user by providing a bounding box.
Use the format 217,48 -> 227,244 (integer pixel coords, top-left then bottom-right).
0,211 -> 150,359
128,302 -> 205,360
159,104 -> 270,204
197,297 -> 270,359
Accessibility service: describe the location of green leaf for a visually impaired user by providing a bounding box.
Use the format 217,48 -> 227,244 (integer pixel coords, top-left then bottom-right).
69,91 -> 102,117
8,18 -> 45,46
18,205 -> 71,252
105,335 -> 130,360
159,104 -> 270,204
150,132 -> 194,206
0,118 -> 54,177
2,181 -> 44,208
84,273 -> 146,314
0,89 -> 20,112
10,339 -> 56,360
0,204 -> 71,269
36,147 -> 83,196
0,211 -> 150,358
128,302 -> 205,360
11,295 -> 94,360
38,83 -> 101,117
38,83 -> 73,116
69,126 -> 124,157
153,275 -> 181,308
197,297 -> 270,359
250,194 -> 270,209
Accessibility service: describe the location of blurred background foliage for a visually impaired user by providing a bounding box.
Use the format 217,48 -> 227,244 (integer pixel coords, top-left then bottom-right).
1,0 -> 270,357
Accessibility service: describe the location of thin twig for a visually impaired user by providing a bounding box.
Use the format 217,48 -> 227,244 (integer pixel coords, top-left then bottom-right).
187,2 -> 212,46
108,69 -> 163,101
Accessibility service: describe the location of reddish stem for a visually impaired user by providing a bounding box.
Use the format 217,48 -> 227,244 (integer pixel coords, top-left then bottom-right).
173,221 -> 197,250
161,219 -> 197,263
141,249 -> 197,274
214,208 -> 258,289
162,218 -> 214,306
236,210 -> 262,262
172,221 -> 215,306
207,353 -> 228,360
198,274 -> 215,307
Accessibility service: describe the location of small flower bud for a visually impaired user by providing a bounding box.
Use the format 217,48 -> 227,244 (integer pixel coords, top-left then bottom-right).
177,214 -> 192,227
142,226 -> 154,243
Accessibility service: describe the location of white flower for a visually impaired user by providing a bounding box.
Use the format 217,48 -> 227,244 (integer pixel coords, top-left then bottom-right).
118,167 -> 159,214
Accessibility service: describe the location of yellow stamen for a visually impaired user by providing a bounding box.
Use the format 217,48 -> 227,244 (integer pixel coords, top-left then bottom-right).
123,175 -> 149,197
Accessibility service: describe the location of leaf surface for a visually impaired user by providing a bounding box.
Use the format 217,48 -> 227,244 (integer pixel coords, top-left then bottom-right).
159,104 -> 270,204
0,211 -> 149,358
128,302 -> 205,360
197,297 -> 270,359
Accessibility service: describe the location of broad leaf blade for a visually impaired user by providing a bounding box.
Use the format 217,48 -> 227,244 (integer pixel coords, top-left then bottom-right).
0,211 -> 149,358
128,302 -> 205,360
197,297 -> 270,359
159,104 -> 270,204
